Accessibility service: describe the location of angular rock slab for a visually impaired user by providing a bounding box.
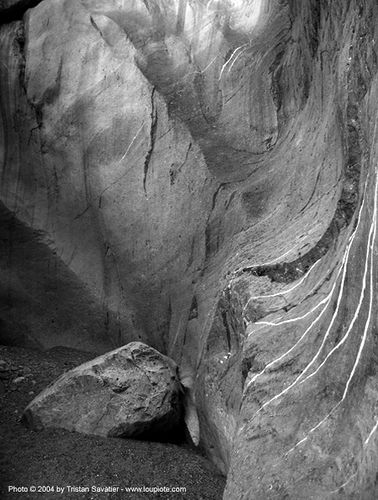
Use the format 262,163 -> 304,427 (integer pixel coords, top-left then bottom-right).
22,342 -> 182,439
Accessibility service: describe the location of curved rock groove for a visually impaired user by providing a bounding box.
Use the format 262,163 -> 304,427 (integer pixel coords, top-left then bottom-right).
1,0 -> 378,498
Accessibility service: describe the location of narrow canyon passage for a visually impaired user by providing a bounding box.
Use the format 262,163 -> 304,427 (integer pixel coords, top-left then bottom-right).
1,0 -> 378,498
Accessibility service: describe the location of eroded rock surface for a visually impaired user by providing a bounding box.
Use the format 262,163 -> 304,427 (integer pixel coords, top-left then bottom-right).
22,342 -> 182,439
1,0 -> 378,498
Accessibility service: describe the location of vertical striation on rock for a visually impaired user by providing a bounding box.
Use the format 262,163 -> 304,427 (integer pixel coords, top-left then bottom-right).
1,0 -> 378,498
219,1 -> 378,498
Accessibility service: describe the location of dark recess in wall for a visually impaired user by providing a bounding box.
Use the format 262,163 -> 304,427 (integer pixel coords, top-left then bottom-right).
0,0 -> 42,24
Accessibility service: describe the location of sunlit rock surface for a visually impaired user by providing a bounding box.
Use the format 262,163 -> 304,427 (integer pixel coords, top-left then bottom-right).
1,0 -> 378,498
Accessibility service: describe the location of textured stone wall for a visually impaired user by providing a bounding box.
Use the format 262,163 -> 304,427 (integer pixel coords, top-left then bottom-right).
1,1 -> 378,498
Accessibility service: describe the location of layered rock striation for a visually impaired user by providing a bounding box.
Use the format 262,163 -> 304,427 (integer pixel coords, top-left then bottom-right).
1,0 -> 378,498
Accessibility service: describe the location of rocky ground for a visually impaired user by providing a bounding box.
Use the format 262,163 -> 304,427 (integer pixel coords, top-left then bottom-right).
0,345 -> 225,500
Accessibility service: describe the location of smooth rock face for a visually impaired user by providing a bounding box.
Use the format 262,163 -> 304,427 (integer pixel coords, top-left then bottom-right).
22,342 -> 182,439
1,0 -> 378,498
0,0 -> 213,353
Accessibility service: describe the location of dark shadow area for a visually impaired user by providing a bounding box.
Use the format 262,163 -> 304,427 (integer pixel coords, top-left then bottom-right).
0,201 -> 118,352
0,0 -> 42,24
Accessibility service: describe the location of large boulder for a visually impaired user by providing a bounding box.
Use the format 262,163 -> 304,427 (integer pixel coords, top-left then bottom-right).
22,342 -> 183,439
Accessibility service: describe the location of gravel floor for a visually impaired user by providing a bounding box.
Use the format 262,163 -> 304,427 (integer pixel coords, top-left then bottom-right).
0,345 -> 226,500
